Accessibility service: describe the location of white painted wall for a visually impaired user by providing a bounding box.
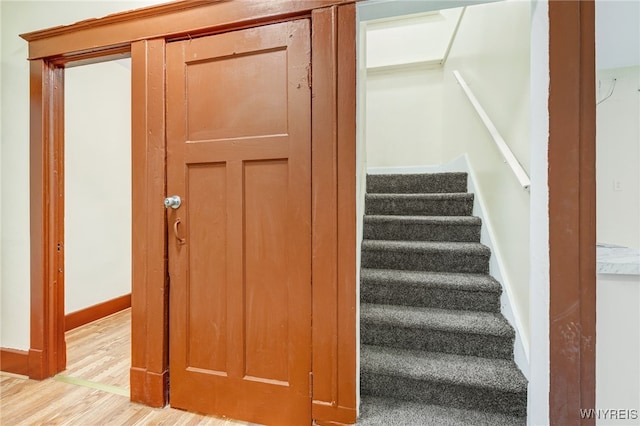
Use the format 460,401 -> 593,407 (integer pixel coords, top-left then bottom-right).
0,2 -> 3,339
528,1 -> 550,423
441,0 -> 531,349
366,67 -> 443,167
64,61 -> 132,314
596,0 -> 640,71
366,9 -> 463,68
363,9 -> 463,169
355,16 -> 369,416
596,66 -> 640,249
0,0 -> 166,351
596,274 -> 640,425
594,1 -> 640,421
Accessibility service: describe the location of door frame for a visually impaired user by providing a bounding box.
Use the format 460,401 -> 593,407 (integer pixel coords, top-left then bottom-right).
548,1 -> 596,424
20,0 -> 596,424
22,1 -> 357,424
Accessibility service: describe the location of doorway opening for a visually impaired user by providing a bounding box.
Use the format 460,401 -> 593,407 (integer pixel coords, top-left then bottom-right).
59,58 -> 132,395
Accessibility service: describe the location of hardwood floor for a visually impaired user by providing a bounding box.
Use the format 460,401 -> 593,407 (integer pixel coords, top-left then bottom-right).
0,309 -> 255,425
65,308 -> 131,389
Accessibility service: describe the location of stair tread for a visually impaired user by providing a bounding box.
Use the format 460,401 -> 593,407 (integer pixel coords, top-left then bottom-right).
361,303 -> 514,337
361,269 -> 501,292
364,215 -> 481,225
363,240 -> 490,255
365,192 -> 474,217
367,172 -> 468,194
366,193 -> 473,200
361,344 -> 527,393
358,396 -> 526,426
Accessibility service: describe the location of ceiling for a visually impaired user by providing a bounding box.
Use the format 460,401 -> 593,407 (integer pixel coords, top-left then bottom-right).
358,0 -> 640,69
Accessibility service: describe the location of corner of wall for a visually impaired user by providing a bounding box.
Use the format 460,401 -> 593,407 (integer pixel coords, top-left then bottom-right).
527,0 -> 550,424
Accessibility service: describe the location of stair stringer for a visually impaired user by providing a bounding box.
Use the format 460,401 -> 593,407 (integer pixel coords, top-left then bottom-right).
367,154 -> 530,380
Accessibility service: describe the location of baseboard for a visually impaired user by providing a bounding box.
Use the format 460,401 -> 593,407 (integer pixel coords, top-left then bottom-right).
366,155 -> 469,176
367,164 -> 443,175
65,293 -> 132,331
130,367 -> 168,407
0,348 -> 29,376
457,154 -> 531,378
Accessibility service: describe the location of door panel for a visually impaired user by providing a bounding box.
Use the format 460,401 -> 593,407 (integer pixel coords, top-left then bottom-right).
186,163 -> 227,373
243,159 -> 290,382
166,20 -> 312,425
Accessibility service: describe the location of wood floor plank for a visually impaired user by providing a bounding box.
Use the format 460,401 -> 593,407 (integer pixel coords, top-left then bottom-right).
64,308 -> 132,389
0,309 -> 256,425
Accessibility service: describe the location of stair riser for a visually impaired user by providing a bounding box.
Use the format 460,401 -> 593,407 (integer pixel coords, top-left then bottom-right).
363,222 -> 481,242
361,372 -> 527,417
361,324 -> 514,359
365,198 -> 473,216
361,283 -> 500,312
367,173 -> 468,194
361,249 -> 489,274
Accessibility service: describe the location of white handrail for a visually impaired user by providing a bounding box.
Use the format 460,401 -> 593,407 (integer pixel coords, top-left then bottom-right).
453,70 -> 531,191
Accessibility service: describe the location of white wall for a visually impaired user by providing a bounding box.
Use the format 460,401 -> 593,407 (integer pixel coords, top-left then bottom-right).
366,9 -> 463,68
366,67 -> 443,167
594,1 -> 640,420
596,274 -> 640,424
64,61 -> 132,314
596,66 -> 640,249
596,0 -> 640,71
0,0 -> 165,351
441,0 -> 531,347
0,2 -> 4,338
363,9 -> 463,169
528,0 -> 550,423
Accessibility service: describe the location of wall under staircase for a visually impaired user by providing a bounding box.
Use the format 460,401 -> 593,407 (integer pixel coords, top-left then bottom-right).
359,172 -> 527,425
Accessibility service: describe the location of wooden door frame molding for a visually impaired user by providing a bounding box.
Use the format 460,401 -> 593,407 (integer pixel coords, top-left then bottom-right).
27,58 -> 67,380
22,1 -> 357,423
548,1 -> 596,424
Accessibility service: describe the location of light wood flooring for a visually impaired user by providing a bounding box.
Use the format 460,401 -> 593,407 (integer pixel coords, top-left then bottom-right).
64,308 -> 131,390
0,309 -> 252,425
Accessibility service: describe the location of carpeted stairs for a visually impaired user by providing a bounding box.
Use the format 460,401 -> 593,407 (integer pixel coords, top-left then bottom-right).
359,172 -> 527,426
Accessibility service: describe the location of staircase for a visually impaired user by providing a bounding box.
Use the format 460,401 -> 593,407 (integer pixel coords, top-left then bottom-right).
359,172 -> 527,426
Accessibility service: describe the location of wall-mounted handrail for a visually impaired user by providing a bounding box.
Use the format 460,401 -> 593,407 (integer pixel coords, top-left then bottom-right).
453,70 -> 531,191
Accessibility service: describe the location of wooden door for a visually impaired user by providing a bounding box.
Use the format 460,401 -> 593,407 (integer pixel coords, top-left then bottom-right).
166,20 -> 312,425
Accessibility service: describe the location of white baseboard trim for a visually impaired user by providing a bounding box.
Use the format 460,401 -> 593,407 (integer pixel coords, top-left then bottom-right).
367,164 -> 444,175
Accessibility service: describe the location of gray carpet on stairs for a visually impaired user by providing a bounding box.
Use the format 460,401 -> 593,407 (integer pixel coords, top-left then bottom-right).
365,193 -> 474,216
367,172 -> 468,194
359,172 -> 527,424
364,215 -> 481,242
361,240 -> 491,274
359,396 -> 526,426
361,269 -> 502,312
361,303 -> 515,359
